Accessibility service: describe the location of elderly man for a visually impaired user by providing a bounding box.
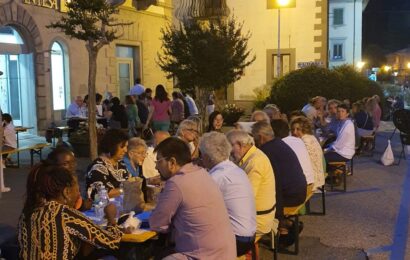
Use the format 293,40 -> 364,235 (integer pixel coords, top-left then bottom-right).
251,121 -> 307,247
225,130 -> 277,241
176,119 -> 199,159
150,137 -> 236,259
199,132 -> 256,257
142,131 -> 170,179
66,96 -> 84,118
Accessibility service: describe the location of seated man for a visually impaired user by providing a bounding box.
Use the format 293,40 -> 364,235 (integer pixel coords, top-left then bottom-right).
149,137 -> 236,259
66,96 -> 84,118
199,132 -> 256,257
251,121 -> 307,246
226,130 -> 277,241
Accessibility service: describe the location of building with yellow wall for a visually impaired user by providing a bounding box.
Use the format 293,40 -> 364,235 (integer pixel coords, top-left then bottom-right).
225,0 -> 328,107
0,0 -> 172,132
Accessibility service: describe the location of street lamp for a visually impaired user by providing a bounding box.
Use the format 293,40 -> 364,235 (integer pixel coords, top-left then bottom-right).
276,0 -> 291,78
407,62 -> 410,69
356,61 -> 366,71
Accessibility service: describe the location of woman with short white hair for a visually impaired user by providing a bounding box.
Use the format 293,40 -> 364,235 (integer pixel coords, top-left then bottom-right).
250,110 -> 270,124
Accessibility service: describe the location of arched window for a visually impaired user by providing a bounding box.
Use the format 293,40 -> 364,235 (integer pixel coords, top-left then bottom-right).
51,42 -> 69,110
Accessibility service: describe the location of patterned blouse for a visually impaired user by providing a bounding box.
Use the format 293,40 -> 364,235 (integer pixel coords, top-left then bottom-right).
301,134 -> 326,190
86,157 -> 130,199
18,201 -> 122,260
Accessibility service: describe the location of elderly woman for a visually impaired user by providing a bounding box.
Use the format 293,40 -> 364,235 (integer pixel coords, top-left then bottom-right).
18,162 -> 122,259
290,116 -> 325,191
207,111 -> 224,132
86,129 -> 130,199
176,119 -> 200,159
250,110 -> 270,123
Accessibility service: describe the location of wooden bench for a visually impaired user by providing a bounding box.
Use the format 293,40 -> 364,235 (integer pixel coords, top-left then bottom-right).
273,185 -> 326,255
327,160 -> 353,192
1,143 -> 50,166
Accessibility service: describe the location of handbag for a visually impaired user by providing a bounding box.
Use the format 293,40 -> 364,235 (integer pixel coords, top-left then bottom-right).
381,140 -> 395,166
122,178 -> 146,214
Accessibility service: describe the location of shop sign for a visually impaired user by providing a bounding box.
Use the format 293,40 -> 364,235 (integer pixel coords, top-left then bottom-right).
297,61 -> 324,69
23,0 -> 71,12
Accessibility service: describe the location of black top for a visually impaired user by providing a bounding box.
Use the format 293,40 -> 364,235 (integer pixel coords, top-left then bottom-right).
111,104 -> 128,128
136,100 -> 149,124
354,111 -> 374,130
260,138 -> 307,194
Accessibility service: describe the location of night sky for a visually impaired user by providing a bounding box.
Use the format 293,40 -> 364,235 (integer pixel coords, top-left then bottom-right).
363,0 -> 410,53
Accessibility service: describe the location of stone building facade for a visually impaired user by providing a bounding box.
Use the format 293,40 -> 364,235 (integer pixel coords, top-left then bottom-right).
0,0 -> 172,133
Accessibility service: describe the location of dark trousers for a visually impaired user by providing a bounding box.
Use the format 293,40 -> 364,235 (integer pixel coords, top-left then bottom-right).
276,184 -> 307,223
325,151 -> 349,163
236,236 -> 255,256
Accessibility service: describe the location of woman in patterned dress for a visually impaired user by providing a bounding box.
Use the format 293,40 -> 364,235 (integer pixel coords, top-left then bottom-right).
290,116 -> 326,191
86,129 -> 130,199
18,162 -> 122,260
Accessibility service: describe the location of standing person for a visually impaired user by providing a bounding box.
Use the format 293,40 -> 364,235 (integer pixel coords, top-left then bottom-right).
136,93 -> 149,126
206,91 -> 215,116
109,97 -> 128,129
86,129 -> 130,199
145,88 -> 153,104
125,95 -> 140,137
199,132 -> 256,257
371,95 -> 382,131
130,78 -> 145,97
96,93 -> 103,117
18,162 -> 122,259
183,92 -> 199,116
170,91 -> 185,133
2,113 -> 17,167
66,96 -> 84,118
145,85 -> 171,132
178,92 -> 191,119
149,137 -> 236,259
226,130 -> 277,241
207,111 -> 224,132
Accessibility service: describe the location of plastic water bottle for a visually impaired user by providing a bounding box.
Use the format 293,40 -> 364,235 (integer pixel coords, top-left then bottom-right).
95,186 -> 109,220
117,182 -> 124,215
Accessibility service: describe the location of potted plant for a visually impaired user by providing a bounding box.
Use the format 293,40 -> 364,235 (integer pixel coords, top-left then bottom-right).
222,104 -> 244,126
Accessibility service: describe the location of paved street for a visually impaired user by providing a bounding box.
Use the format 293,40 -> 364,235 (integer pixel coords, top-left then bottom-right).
0,121 -> 409,259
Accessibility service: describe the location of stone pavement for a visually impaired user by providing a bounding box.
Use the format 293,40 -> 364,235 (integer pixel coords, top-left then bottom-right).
0,121 -> 409,259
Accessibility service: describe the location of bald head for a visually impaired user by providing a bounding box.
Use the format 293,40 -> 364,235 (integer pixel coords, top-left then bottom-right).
154,131 -> 170,147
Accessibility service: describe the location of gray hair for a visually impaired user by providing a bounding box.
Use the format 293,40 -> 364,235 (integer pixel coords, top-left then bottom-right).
176,119 -> 198,137
128,137 -> 147,151
199,132 -> 232,164
226,129 -> 255,146
251,121 -> 274,138
250,110 -> 270,124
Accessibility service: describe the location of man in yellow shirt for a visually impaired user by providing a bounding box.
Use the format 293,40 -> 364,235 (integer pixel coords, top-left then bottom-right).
226,130 -> 277,239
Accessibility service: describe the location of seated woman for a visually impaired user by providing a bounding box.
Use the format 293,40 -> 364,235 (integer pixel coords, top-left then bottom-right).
123,137 -> 148,201
18,162 -> 122,259
324,104 -> 356,163
47,147 -> 92,211
86,129 -> 130,199
290,116 -> 326,191
352,101 -> 374,137
176,119 -> 200,159
207,111 -> 224,132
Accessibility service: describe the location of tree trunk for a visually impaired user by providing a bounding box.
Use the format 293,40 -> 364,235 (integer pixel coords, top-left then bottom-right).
87,48 -> 98,161
196,87 -> 211,132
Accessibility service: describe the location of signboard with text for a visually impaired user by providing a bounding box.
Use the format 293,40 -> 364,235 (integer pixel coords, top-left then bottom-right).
297,61 -> 324,69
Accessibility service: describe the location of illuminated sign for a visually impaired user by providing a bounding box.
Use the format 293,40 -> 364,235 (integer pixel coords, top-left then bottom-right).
23,0 -> 71,12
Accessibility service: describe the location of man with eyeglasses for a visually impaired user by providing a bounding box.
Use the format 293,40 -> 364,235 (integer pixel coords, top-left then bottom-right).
149,137 -> 236,259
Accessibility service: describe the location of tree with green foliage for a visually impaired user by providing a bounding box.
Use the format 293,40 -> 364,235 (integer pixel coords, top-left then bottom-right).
47,0 -> 131,160
157,17 -> 255,120
269,65 -> 384,113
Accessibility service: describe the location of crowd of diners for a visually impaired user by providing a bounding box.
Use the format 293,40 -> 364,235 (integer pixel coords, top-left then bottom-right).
17,91 -> 383,259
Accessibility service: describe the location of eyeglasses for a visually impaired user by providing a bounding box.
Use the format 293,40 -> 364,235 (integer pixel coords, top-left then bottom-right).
186,128 -> 199,133
155,157 -> 169,164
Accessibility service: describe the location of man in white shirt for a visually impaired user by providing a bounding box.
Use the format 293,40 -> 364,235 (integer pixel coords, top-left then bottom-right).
142,131 -> 170,179
129,78 -> 145,97
302,96 -> 325,121
66,96 -> 84,118
199,132 -> 256,257
184,92 -> 199,116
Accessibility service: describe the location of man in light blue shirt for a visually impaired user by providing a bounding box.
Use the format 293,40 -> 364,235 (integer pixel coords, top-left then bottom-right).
66,96 -> 84,118
199,132 -> 256,257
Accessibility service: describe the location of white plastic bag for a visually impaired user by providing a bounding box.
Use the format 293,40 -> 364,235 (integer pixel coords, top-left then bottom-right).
381,140 -> 395,166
